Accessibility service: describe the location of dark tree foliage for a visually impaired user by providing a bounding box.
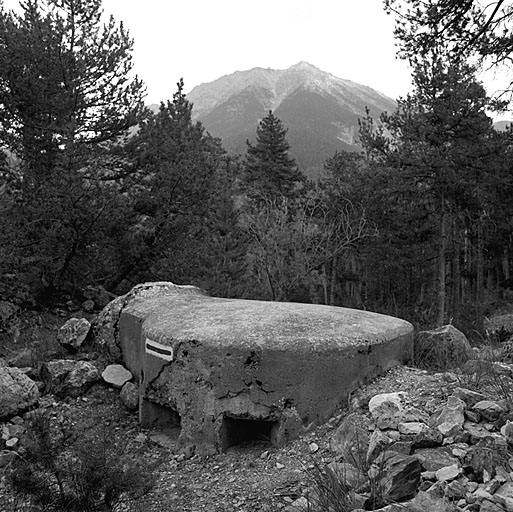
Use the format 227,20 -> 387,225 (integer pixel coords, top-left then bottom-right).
0,0 -> 145,298
110,81 -> 248,296
244,110 -> 304,200
384,0 -> 513,97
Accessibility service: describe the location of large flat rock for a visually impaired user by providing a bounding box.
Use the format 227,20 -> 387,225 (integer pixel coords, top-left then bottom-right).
111,283 -> 413,455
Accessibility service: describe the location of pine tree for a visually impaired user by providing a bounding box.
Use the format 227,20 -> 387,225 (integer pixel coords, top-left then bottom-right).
244,111 -> 303,200
0,0 -> 145,294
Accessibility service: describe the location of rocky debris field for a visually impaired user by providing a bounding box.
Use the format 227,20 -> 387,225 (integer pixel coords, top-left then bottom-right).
2,305 -> 513,511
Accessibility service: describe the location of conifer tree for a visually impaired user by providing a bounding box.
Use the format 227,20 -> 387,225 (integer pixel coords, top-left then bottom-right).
244,111 -> 303,200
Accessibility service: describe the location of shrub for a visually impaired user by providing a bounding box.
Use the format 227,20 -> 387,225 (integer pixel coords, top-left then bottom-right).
3,410 -> 154,511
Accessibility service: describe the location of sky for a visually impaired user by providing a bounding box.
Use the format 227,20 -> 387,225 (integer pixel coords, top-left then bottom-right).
2,0 -> 511,110
3,0 -> 414,103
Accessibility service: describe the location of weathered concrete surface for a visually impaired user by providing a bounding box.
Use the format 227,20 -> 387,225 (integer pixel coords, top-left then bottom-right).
107,282 -> 413,455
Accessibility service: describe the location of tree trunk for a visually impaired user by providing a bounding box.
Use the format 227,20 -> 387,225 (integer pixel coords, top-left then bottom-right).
436,207 -> 446,327
452,219 -> 461,322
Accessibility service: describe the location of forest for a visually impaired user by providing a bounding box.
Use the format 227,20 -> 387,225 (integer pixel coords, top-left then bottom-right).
1,0 -> 513,340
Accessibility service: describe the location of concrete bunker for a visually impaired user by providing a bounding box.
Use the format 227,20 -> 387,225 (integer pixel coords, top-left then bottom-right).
104,282 -> 414,455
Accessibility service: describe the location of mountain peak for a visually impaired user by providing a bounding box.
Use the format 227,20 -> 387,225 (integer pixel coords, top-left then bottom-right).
187,63 -> 396,178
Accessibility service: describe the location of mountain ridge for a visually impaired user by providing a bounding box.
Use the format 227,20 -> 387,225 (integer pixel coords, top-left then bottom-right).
186,62 -> 397,178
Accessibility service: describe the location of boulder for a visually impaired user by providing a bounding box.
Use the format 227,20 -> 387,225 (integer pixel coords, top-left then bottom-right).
330,413 -> 371,465
120,381 -> 139,410
102,364 -> 132,388
473,400 -> 504,422
413,447 -> 459,472
57,317 -> 91,352
0,366 -> 39,419
429,396 -> 465,437
7,348 -> 34,368
40,359 -> 100,397
83,285 -> 117,309
415,325 -> 473,369
92,281 -> 200,361
369,451 -> 422,503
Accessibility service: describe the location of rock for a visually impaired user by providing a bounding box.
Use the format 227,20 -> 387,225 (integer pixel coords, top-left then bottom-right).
369,451 -> 422,503
473,401 -> 505,422
495,481 -> 513,501
435,464 -> 460,482
82,299 -> 95,312
102,364 -> 132,388
7,348 -> 34,368
415,325 -> 473,369
0,366 -> 39,419
331,413 -> 371,465
40,359 -> 100,397
413,447 -> 459,472
500,421 -> 513,444
453,387 -> 488,408
367,429 -> 393,463
398,422 -> 429,435
120,381 -> 139,410
57,317 -> 91,352
284,497 -> 309,512
429,395 -> 465,436
83,285 -> 116,309
369,392 -> 404,429
0,450 -> 16,468
328,461 -> 365,489
5,437 -> 18,448
92,282 -> 196,361
0,300 -> 18,323
445,479 -> 467,500
410,490 -> 456,512
308,442 -> 319,454
464,436 -> 510,477
479,500 -> 506,512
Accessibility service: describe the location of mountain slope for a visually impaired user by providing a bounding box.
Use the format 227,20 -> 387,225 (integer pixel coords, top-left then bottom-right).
187,62 -> 396,178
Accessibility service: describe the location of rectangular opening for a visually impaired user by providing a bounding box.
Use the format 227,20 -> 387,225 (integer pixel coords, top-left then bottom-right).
220,416 -> 278,451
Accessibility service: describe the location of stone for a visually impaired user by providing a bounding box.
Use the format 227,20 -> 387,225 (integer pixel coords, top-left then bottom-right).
0,300 -> 18,323
0,450 -> 16,468
398,422 -> 429,435
7,348 -> 34,368
435,464 -> 460,482
328,461 -> 365,489
445,479 -> 467,500
284,497 -> 309,512
40,359 -> 100,397
495,481 -> 513,501
308,442 -> 319,454
409,426 -> 443,449
473,400 -> 505,422
429,396 -> 465,437
0,366 -> 39,419
464,436 -> 510,477
415,324 -> 473,369
102,364 -> 132,388
83,285 -> 116,309
453,388 -> 488,408
82,299 -> 95,312
413,447 -> 459,472
110,282 -> 413,455
367,429 -> 393,463
369,451 -> 421,503
410,490 -> 456,512
120,381 -> 139,410
331,413 -> 371,465
479,500 -> 506,512
501,421 -> 513,444
5,437 -> 18,448
57,317 -> 91,352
